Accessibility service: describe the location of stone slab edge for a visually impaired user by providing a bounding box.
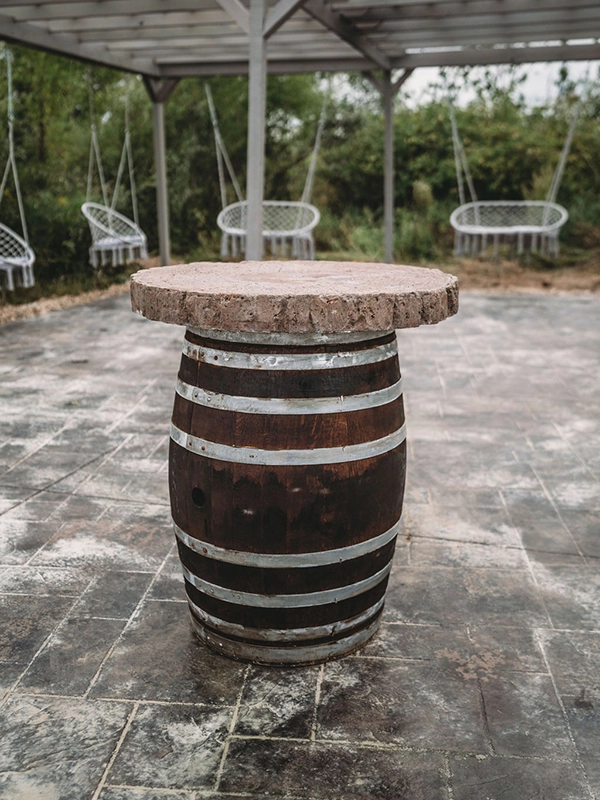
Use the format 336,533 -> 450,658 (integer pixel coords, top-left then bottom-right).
130,266 -> 459,333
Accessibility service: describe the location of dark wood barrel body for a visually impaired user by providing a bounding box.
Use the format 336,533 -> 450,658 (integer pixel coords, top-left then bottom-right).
169,327 -> 406,664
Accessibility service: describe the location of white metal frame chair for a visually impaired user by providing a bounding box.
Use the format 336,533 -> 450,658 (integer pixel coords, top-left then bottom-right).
206,84 -> 324,260
0,49 -> 35,291
450,201 -> 568,258
0,222 -> 35,290
447,84 -> 580,259
217,200 -> 320,259
82,82 -> 147,268
82,202 -> 147,268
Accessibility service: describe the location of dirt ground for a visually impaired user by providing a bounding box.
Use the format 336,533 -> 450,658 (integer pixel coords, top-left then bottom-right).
437,252 -> 600,292
1,253 -> 599,327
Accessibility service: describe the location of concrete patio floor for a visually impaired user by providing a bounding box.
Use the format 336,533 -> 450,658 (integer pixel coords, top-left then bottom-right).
0,289 -> 598,800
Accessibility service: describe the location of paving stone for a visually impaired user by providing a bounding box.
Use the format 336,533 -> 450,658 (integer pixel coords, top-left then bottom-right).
402,504 -> 522,548
219,738 -> 447,799
147,553 -> 185,601
564,704 -> 600,791
0,662 -> 24,702
0,485 -> 35,514
30,514 -> 171,572
108,702 -> 232,791
0,490 -> 67,522
99,790 -> 192,800
481,673 -> 575,759
0,519 -> 63,565
88,600 -> 246,704
538,630 -> 600,701
359,621 -> 471,662
409,539 -> 527,569
384,567 -> 549,628
0,565 -> 92,596
73,570 -> 154,619
450,754 -> 591,800
99,791 -> 192,800
235,665 -> 320,739
17,616 -> 126,696
502,489 -> 582,558
317,657 -> 487,752
0,695 -> 131,800
466,627 -> 547,675
559,509 -> 600,560
0,594 -> 73,664
532,565 -> 600,630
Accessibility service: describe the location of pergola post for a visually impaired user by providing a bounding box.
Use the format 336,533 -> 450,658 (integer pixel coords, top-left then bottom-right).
144,78 -> 179,267
246,0 -> 268,260
383,72 -> 394,265
366,69 -> 414,264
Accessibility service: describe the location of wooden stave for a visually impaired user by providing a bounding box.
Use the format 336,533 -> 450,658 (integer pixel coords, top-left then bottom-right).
169,330 -> 406,663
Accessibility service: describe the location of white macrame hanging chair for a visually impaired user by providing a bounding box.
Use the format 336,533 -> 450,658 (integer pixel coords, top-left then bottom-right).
206,84 -> 322,260
0,49 -> 35,292
448,90 -> 580,259
81,83 -> 147,268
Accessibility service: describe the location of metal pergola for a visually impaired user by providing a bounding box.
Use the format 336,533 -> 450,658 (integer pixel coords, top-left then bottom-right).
1,0 -> 599,263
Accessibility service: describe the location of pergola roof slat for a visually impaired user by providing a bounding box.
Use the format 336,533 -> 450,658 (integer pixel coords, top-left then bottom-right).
0,0 -> 598,76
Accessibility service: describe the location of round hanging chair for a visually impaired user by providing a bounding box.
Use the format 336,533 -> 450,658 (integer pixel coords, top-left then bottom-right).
0,49 -> 35,291
82,202 -> 148,268
446,84 -> 580,260
0,222 -> 35,291
217,200 -> 320,259
206,83 -> 324,260
450,200 -> 568,258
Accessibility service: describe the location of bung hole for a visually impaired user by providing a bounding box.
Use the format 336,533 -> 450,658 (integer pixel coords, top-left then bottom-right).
192,487 -> 206,508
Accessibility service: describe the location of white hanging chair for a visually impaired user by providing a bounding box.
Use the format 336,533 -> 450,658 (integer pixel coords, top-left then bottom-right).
0,50 -> 35,291
447,93 -> 578,259
451,201 -> 568,258
217,200 -> 320,259
206,84 -> 324,260
81,202 -> 147,268
82,82 -> 147,268
0,222 -> 35,291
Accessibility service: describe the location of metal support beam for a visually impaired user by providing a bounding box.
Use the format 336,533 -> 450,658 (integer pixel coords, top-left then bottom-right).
366,69 -> 414,264
246,0 -> 268,260
144,79 -> 179,266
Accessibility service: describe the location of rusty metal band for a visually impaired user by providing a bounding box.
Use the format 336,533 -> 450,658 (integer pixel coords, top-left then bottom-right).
170,421 -> 406,465
191,611 -> 382,664
180,561 -> 392,608
187,328 -> 391,346
182,338 -> 398,370
175,376 -> 403,415
173,519 -> 400,568
187,596 -> 386,643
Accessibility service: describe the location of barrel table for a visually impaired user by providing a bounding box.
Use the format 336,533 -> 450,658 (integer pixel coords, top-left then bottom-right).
131,261 -> 458,665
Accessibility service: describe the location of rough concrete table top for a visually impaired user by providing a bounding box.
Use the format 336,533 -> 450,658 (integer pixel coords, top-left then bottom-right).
130,260 -> 459,333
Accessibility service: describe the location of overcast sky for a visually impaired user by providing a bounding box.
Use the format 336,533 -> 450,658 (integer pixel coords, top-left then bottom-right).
401,61 -> 599,108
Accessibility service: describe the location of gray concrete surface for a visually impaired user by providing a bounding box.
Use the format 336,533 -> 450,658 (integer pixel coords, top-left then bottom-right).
0,290 -> 598,800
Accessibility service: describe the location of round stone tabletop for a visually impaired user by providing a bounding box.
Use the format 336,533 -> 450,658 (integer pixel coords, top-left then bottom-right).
130,260 -> 459,333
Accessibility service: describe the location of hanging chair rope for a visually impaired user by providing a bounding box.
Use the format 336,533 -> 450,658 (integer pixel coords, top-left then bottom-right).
0,49 -> 29,243
86,77 -> 109,208
86,76 -> 140,225
447,70 -> 585,216
205,82 -> 327,209
446,94 -> 478,225
300,96 -> 327,206
205,83 -> 245,207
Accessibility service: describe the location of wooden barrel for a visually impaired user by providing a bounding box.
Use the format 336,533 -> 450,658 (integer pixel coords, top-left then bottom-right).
169,327 -> 406,664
